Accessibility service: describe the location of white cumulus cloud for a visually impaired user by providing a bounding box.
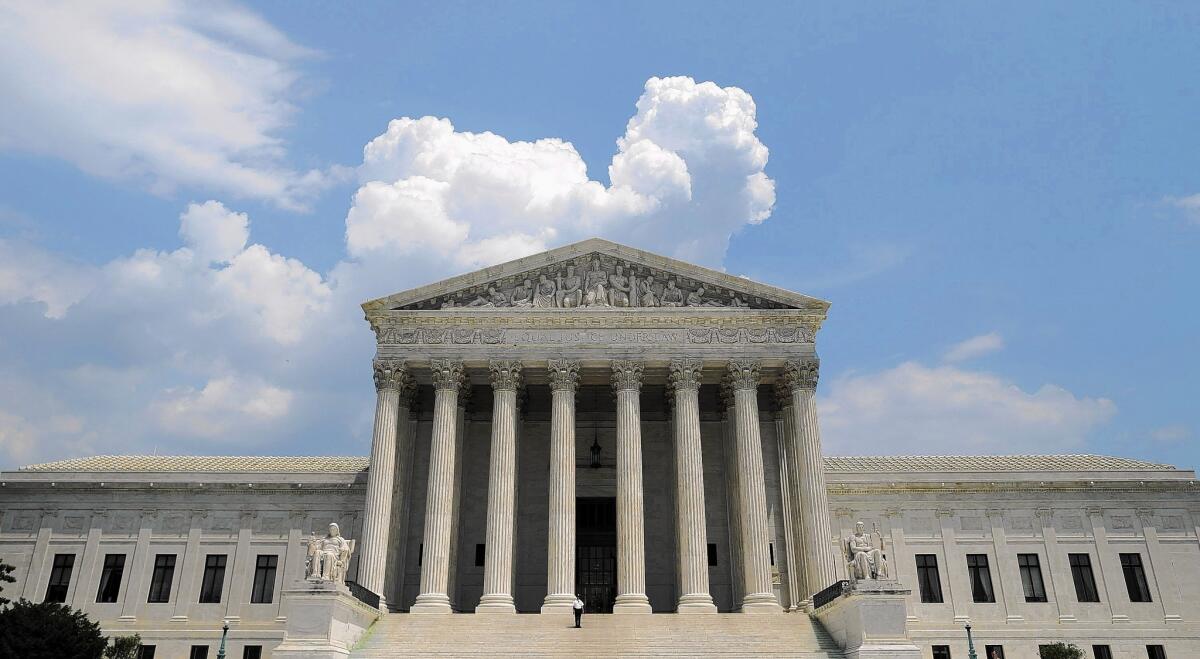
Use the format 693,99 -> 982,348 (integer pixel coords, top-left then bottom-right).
180,201 -> 249,264
818,361 -> 1117,455
153,375 -> 293,439
942,332 -> 1005,363
0,1 -> 337,209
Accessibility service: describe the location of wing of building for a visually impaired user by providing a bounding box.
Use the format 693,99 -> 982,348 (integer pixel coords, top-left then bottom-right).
1,238 -> 1196,658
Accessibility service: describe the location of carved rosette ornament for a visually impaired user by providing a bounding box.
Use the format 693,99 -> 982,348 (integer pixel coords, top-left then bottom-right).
724,360 -> 761,391
488,360 -> 523,391
782,357 -> 820,393
610,360 -> 644,392
373,359 -> 410,393
668,359 -> 703,392
547,359 -> 580,393
430,359 -> 466,392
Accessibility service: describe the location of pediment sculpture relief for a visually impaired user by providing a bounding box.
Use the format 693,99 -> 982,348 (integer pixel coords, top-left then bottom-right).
407,255 -> 770,310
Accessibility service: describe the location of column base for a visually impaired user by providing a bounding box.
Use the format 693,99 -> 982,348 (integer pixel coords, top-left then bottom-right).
475,594 -> 516,614
541,593 -> 575,614
740,592 -> 783,613
676,593 -> 717,614
613,593 -> 652,614
410,593 -> 453,614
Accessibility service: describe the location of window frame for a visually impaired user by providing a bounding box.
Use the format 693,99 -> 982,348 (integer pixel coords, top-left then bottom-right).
1120,552 -> 1153,603
914,554 -> 943,603
1017,553 -> 1047,603
1068,553 -> 1100,602
966,553 -> 996,603
96,553 -> 127,603
1146,644 -> 1166,659
43,553 -> 76,603
250,554 -> 279,604
931,645 -> 952,659
147,554 -> 177,604
1092,645 -> 1113,659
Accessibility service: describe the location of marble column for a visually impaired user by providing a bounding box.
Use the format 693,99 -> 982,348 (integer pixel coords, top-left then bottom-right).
611,360 -> 652,613
412,359 -> 464,614
446,385 -> 470,610
478,360 -> 522,614
720,387 -> 745,609
669,358 -> 717,613
542,358 -> 580,614
783,357 -> 839,596
774,383 -> 807,610
726,361 -> 782,612
358,359 -> 411,605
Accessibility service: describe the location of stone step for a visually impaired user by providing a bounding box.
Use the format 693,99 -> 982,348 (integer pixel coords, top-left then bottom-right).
351,613 -> 845,658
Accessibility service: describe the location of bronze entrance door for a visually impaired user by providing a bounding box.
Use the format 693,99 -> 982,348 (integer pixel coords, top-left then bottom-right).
576,497 -> 617,613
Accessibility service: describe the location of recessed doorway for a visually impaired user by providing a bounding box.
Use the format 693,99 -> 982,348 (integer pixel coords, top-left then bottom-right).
576,497 -> 616,613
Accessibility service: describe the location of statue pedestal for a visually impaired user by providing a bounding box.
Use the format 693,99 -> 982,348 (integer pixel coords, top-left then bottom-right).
812,580 -> 921,659
273,579 -> 381,659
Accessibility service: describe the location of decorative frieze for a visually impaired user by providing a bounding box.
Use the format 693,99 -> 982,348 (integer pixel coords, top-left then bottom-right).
372,325 -> 815,346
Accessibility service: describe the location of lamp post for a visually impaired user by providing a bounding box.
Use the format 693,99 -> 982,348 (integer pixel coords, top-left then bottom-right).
217,621 -> 229,659
964,621 -> 978,659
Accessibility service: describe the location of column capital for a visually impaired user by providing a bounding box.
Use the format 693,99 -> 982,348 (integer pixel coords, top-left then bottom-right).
488,360 -> 523,392
547,359 -> 580,393
430,359 -> 465,392
782,357 -> 820,392
724,360 -> 761,391
610,359 -> 644,392
373,359 -> 412,393
668,359 -> 703,392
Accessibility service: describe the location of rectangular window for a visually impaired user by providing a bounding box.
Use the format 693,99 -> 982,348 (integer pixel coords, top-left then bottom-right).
966,554 -> 995,603
769,542 -> 774,566
147,554 -> 176,603
915,554 -> 943,603
1018,553 -> 1047,602
188,646 -> 208,659
932,646 -> 951,659
1069,553 -> 1100,602
1146,645 -> 1166,659
250,555 -> 278,604
242,646 -> 262,659
707,543 -> 718,567
136,646 -> 156,659
43,553 -> 75,603
96,554 -> 126,603
474,544 -> 485,567
1121,553 -> 1152,602
198,554 -> 227,603
985,646 -> 1005,659
1093,646 -> 1113,659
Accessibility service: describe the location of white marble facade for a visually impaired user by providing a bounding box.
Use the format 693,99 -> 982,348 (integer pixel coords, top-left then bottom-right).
1,239 -> 1198,658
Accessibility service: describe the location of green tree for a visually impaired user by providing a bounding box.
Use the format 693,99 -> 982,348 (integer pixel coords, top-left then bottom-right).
0,600 -> 107,659
1039,643 -> 1085,659
0,559 -> 15,606
105,634 -> 143,659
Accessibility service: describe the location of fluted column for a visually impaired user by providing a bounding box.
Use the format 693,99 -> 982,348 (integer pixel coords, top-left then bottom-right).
784,357 -> 839,596
357,359 -> 412,607
720,387 -> 745,609
669,359 -> 717,613
542,359 -> 580,613
478,361 -> 522,614
611,360 -> 652,614
412,359 -> 464,614
773,383 -> 807,611
726,361 -> 782,612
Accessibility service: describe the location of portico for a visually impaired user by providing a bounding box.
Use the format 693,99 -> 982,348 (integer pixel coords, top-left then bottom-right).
355,238 -> 837,614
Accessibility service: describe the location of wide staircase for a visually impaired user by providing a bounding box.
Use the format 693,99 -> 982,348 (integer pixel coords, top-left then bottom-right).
351,612 -> 845,658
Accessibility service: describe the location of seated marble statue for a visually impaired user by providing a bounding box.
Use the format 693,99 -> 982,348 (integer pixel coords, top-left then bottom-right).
660,280 -> 685,307
510,279 -> 534,307
532,275 -> 557,308
845,521 -> 887,581
638,276 -> 659,307
557,265 -> 582,308
306,522 -> 356,584
608,266 -> 631,307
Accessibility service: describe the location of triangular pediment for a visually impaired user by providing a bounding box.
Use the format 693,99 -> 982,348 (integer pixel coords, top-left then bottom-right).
362,238 -> 829,312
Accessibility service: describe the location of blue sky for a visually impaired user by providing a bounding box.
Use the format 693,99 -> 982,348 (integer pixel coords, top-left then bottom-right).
0,1 -> 1196,470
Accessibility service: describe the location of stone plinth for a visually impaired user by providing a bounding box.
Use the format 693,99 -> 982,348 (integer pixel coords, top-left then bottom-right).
272,580 -> 380,659
812,580 -> 920,659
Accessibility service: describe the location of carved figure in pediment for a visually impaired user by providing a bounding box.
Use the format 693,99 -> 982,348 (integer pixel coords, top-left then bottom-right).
686,286 -> 723,307
557,265 -> 582,308
731,296 -> 749,307
510,278 -> 534,307
661,279 -> 685,307
440,296 -> 457,309
608,265 -> 631,307
466,286 -> 507,307
533,274 -> 557,308
583,258 -> 609,307
638,276 -> 659,307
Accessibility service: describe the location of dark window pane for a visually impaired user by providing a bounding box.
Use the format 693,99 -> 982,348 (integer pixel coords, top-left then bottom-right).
769,542 -> 774,566
1146,645 -> 1166,659
1069,553 -> 1100,602
242,646 -> 262,659
198,554 -> 227,603
136,646 -> 156,659
915,554 -> 943,603
1093,646 -> 1113,659
1018,554 -> 1047,602
475,544 -> 485,567
96,554 -> 127,603
251,555 -> 278,604
1121,553 -> 1153,602
44,553 -> 75,603
188,646 -> 208,659
932,645 -> 952,659
967,554 -> 995,603
148,554 -> 176,603
707,543 -> 718,567
985,645 -> 1005,659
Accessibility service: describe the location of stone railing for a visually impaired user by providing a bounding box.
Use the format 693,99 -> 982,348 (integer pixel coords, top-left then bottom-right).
345,580 -> 381,610
812,580 -> 849,610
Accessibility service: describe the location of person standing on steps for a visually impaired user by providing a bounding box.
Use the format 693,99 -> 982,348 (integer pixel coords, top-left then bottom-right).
573,594 -> 584,628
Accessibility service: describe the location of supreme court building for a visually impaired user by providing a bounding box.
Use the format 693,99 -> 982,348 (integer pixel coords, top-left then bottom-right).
2,238 -> 1199,658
